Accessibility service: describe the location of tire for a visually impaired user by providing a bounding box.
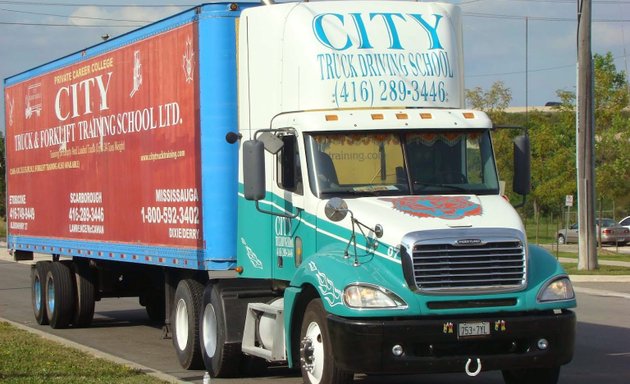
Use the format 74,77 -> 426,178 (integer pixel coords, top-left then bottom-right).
71,260 -> 95,327
199,283 -> 242,377
172,278 -> 205,370
557,235 -> 566,245
300,299 -> 353,384
502,367 -> 560,384
31,261 -> 51,325
45,261 -> 76,329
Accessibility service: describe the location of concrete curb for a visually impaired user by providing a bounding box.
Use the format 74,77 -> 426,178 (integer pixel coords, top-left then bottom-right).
573,287 -> 630,300
0,317 -> 189,384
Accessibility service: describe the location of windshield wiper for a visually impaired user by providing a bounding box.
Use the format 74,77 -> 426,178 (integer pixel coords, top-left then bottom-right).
413,182 -> 469,193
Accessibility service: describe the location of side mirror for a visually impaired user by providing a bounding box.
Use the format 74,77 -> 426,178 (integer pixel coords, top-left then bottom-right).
324,197 -> 348,222
513,135 -> 531,196
243,140 -> 266,201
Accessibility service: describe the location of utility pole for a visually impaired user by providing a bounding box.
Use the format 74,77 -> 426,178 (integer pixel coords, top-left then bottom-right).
576,0 -> 597,270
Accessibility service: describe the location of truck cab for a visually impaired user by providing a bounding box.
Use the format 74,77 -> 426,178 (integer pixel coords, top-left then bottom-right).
230,2 -> 575,383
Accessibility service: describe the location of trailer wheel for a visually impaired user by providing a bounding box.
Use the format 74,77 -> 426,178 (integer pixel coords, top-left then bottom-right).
502,366 -> 560,384
172,279 -> 204,369
300,299 -> 353,384
199,283 -> 241,377
71,260 -> 95,327
31,261 -> 51,325
45,261 -> 76,329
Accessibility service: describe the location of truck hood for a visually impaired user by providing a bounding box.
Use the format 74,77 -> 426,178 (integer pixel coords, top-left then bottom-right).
320,195 -> 525,249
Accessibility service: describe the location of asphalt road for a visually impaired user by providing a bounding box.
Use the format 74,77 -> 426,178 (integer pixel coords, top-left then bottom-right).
1,255 -> 630,384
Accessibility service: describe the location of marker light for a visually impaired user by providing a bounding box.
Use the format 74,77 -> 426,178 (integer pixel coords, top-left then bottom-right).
344,284 -> 407,309
294,236 -> 303,267
537,277 -> 575,302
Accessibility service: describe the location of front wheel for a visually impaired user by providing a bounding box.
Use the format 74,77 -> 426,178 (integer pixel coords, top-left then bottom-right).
172,278 -> 204,369
502,367 -> 560,384
557,234 -> 566,245
300,299 -> 353,384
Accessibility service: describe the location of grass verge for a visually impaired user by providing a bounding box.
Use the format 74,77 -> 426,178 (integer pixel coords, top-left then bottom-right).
561,263 -> 630,275
0,321 -> 169,384
554,249 -> 630,263
546,250 -> 630,274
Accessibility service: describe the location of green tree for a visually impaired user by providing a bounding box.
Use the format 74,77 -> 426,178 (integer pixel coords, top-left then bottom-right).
467,53 -> 630,217
593,52 -> 629,123
556,52 -> 630,213
465,81 -> 512,124
526,110 -> 576,215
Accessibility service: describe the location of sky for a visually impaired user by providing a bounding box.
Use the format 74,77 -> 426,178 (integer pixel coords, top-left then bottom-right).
1,0 -> 629,131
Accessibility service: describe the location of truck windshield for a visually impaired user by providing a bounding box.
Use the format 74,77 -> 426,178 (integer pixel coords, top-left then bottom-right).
305,130 -> 499,197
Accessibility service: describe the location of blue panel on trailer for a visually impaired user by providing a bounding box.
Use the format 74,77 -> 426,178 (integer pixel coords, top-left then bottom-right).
8,235 -> 209,269
197,6 -> 243,270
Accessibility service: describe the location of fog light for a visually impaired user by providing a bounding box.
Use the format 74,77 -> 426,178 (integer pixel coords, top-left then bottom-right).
392,345 -> 404,357
537,338 -> 549,350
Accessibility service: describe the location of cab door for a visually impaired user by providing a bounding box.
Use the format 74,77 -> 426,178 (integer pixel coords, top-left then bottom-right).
270,134 -> 312,281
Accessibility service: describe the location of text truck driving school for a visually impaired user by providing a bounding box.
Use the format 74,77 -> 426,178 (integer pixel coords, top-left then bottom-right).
4,1 -> 576,383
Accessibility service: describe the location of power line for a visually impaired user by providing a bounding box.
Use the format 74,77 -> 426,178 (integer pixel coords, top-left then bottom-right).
467,63 -> 573,78
465,12 -> 630,22
0,6 -> 154,23
467,52 -> 630,78
0,21 -> 143,27
0,1 -> 628,27
499,0 -> 630,3
0,1 -> 193,7
2,11 -> 628,28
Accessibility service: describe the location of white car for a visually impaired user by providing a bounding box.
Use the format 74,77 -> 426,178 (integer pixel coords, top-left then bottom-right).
620,216 -> 630,231
557,218 -> 629,245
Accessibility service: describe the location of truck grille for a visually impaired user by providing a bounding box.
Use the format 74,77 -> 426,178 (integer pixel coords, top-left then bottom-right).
402,230 -> 527,294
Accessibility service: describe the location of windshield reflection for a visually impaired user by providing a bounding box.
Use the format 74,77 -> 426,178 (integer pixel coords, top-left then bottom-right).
305,130 -> 499,197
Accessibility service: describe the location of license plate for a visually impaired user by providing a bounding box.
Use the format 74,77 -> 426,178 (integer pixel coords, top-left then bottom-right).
458,322 -> 490,338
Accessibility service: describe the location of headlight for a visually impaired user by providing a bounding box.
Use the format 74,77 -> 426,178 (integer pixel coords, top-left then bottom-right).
537,276 -> 575,302
344,284 -> 407,309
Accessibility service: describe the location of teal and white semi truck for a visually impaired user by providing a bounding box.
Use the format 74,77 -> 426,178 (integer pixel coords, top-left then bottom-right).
5,1 -> 576,383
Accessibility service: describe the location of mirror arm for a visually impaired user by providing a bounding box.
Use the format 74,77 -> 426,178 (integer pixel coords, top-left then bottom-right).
343,213 -> 360,267
254,201 -> 301,219
347,215 -> 382,238
253,127 -> 296,140
513,195 -> 527,209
